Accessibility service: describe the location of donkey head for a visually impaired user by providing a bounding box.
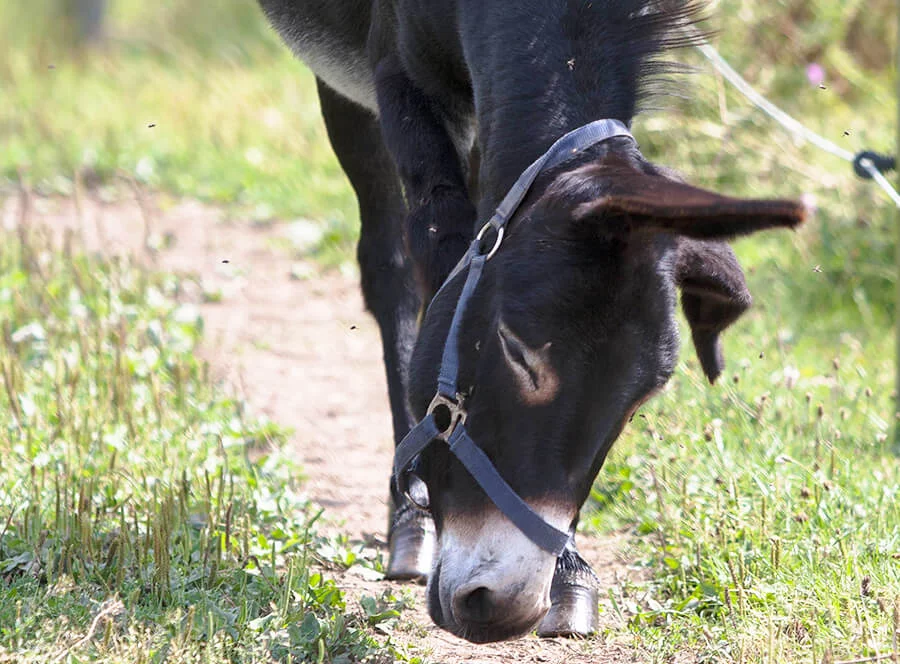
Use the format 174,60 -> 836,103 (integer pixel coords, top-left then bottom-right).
405,139 -> 804,642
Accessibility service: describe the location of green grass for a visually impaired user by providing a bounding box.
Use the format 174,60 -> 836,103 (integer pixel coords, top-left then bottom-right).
580,4 -> 900,660
587,313 -> 900,662
578,3 -> 900,660
0,223 -> 415,663
3,0 -> 900,661
1,0 -> 897,274
0,0 -> 357,261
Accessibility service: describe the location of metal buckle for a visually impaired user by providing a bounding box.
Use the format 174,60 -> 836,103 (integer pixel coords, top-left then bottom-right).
476,221 -> 505,260
427,393 -> 467,441
396,394 -> 466,509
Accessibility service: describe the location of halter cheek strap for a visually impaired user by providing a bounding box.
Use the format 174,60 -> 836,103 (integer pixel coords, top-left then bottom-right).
393,119 -> 636,557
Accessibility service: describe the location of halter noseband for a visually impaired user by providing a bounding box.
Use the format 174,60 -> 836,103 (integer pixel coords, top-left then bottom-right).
393,119 -> 636,557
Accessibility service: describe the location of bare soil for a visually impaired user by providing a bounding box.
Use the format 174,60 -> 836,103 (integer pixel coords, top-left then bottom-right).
7,191 -> 649,663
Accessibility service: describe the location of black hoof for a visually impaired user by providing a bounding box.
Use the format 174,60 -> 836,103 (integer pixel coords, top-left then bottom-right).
386,508 -> 435,582
536,583 -> 599,638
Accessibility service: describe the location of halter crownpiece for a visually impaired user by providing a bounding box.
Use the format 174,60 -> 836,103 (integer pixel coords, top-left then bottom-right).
393,119 -> 636,557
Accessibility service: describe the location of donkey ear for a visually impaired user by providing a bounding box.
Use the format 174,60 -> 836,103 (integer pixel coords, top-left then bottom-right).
675,238 -> 752,383
574,174 -> 805,239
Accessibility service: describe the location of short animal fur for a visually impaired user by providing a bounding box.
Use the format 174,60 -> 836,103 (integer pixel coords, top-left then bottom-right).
257,0 -> 804,643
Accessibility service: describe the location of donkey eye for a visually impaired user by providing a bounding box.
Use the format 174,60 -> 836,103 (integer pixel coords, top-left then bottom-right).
500,331 -> 529,373
497,319 -> 560,405
497,322 -> 524,359
497,322 -> 540,386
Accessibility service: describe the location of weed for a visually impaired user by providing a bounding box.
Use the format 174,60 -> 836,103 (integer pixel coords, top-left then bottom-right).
0,222 -> 408,662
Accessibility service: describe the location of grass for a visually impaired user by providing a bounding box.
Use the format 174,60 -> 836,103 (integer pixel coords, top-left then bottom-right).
587,312 -> 900,662
2,0 -> 900,661
0,221 -> 415,663
577,2 -> 900,661
0,0 -> 357,262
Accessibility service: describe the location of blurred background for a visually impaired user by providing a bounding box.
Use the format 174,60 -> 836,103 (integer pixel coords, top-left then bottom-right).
1,1 -> 899,661
1,0 -> 897,322
1,0 -> 356,258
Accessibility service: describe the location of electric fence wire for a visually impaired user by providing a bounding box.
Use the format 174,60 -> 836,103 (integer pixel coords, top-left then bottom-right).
686,32 -> 900,208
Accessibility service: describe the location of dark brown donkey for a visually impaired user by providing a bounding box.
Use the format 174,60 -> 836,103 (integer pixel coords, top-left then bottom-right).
257,0 -> 805,643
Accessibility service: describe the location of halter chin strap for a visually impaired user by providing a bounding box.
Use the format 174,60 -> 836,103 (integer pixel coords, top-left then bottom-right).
393,119 -> 635,557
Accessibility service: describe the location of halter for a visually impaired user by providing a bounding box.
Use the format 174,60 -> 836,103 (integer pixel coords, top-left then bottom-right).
392,119 -> 636,557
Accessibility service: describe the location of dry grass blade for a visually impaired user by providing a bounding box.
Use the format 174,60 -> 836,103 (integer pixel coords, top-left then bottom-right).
49,599 -> 125,664
832,655 -> 897,664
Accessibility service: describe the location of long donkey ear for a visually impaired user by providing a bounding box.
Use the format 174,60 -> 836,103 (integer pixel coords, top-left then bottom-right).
676,239 -> 751,383
573,171 -> 804,381
574,173 -> 805,239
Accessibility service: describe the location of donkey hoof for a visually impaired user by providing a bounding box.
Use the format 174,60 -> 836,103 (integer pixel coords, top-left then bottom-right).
386,517 -> 435,582
537,584 -> 599,638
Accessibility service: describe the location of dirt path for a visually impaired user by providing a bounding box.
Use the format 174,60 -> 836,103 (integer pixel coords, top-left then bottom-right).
8,192 -> 648,663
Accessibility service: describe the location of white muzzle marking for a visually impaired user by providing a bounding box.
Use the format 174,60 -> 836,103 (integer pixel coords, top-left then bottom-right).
434,503 -> 573,628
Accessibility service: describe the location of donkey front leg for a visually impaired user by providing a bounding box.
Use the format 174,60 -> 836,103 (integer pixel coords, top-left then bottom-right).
537,540 -> 600,638
372,53 -> 476,300
317,79 -> 432,580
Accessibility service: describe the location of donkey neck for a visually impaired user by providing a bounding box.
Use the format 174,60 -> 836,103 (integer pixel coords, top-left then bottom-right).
463,0 -> 668,216
474,79 -> 634,218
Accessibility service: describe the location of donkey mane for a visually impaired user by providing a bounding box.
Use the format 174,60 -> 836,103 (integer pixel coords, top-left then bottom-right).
562,0 -> 708,119
475,1 -> 710,205
258,0 -> 805,643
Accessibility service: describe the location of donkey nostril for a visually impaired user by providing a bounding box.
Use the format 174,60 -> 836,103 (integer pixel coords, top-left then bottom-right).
455,586 -> 496,624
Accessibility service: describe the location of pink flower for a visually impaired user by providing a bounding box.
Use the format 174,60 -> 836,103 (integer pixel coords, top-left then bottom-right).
801,193 -> 818,215
806,63 -> 825,87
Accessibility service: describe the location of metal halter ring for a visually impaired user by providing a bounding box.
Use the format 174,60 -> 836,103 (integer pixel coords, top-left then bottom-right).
427,393 -> 467,441
476,222 -> 505,260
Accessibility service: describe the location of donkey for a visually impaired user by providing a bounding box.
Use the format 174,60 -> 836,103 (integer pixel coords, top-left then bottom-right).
258,0 -> 804,643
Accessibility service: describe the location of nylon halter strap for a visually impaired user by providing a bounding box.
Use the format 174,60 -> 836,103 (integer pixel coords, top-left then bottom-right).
393,119 -> 635,557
